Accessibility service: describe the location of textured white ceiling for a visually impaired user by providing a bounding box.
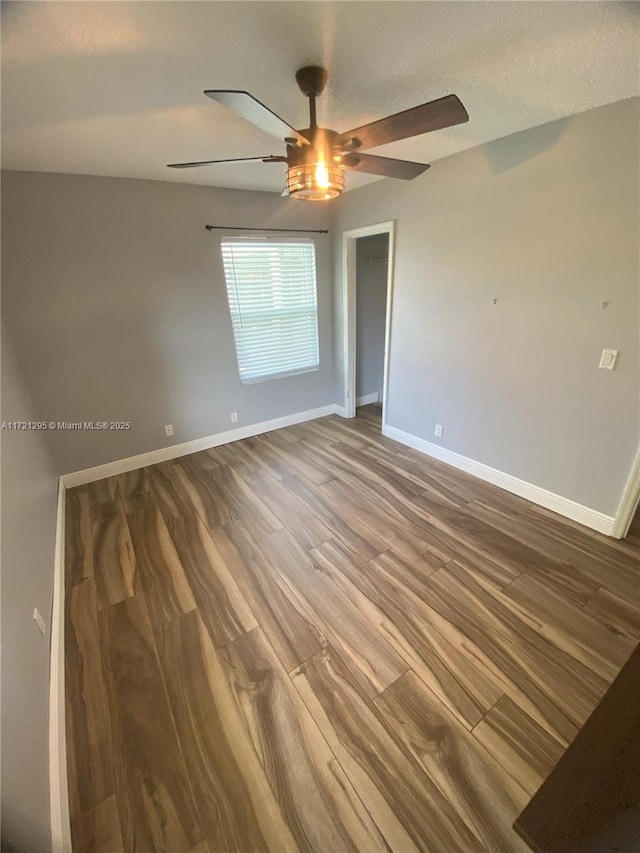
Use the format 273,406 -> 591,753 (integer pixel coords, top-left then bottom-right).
2,1 -> 638,194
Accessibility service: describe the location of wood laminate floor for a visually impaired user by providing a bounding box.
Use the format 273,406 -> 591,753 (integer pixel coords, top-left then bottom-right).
65,404 -> 640,852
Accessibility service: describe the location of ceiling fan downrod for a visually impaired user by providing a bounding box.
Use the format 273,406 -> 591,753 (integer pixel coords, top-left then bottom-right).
295,66 -> 328,131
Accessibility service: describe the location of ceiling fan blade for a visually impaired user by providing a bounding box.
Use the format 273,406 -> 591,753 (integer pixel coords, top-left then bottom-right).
337,94 -> 468,151
167,156 -> 286,169
343,153 -> 430,180
204,90 -> 310,146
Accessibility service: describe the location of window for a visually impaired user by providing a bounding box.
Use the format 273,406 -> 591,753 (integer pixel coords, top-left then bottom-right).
221,238 -> 320,384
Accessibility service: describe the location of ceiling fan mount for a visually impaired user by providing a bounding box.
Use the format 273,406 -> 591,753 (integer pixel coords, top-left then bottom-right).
294,65 -> 328,99
168,66 -> 469,201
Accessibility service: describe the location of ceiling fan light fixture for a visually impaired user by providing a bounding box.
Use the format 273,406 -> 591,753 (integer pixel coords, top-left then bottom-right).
172,68 -> 466,193
286,161 -> 344,201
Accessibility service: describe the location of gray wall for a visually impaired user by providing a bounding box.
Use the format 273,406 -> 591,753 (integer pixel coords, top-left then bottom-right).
335,98 -> 640,516
1,173 -> 334,474
1,327 -> 59,853
356,234 -> 388,401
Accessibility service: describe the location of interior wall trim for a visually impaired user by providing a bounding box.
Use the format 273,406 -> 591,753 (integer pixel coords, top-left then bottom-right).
383,424 -> 616,536
60,404 -> 340,488
355,392 -> 379,407
611,443 -> 640,539
50,478 -> 71,852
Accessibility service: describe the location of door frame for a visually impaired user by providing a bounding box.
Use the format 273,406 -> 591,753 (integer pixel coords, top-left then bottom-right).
341,220 -> 396,423
612,443 -> 640,538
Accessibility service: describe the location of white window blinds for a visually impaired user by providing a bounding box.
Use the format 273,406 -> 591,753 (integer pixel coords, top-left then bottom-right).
221,238 -> 320,384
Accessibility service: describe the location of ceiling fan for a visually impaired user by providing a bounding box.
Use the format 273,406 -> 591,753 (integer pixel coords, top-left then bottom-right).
168,66 -> 469,201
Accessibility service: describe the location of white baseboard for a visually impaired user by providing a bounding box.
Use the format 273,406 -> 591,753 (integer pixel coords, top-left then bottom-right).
611,444 -> 640,539
61,404 -> 340,488
50,478 -> 71,852
356,392 -> 379,407
334,404 -> 347,418
382,424 -> 616,536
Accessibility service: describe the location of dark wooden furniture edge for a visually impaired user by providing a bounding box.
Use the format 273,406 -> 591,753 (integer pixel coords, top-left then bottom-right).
514,641 -> 640,853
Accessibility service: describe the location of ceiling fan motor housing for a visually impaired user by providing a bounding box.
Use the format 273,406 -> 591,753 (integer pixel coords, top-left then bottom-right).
287,127 -> 340,167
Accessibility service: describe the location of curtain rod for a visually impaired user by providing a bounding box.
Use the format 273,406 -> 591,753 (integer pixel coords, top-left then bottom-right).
205,225 -> 329,234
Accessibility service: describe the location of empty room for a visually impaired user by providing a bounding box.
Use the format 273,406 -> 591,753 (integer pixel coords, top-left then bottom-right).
2,2 -> 639,852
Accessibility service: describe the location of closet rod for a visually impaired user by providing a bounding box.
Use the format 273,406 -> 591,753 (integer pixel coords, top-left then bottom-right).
205,225 -> 329,234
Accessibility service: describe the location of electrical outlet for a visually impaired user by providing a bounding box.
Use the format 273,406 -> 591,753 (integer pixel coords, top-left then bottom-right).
165,424 -> 174,437
230,412 -> 238,424
435,424 -> 443,438
33,608 -> 46,636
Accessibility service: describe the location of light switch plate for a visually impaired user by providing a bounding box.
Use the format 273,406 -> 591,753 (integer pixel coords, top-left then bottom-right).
599,349 -> 618,370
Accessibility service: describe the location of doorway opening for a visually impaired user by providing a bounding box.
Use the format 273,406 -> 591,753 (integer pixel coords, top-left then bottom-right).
341,221 -> 396,431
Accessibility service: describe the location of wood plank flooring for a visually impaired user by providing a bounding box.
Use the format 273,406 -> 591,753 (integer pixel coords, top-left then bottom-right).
65,404 -> 640,852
